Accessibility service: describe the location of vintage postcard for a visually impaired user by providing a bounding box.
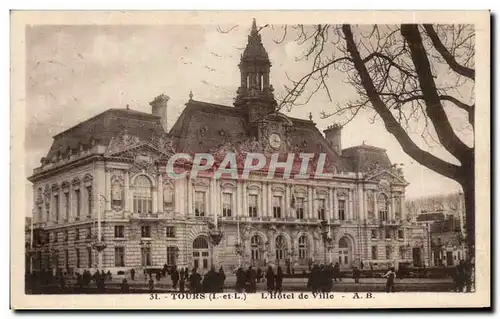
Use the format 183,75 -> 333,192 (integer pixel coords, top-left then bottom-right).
10,10 -> 491,309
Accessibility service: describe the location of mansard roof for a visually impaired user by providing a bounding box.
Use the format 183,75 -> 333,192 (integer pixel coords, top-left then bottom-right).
45,108 -> 166,161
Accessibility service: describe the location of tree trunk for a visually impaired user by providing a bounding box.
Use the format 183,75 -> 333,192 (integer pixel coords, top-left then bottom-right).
460,163 -> 475,262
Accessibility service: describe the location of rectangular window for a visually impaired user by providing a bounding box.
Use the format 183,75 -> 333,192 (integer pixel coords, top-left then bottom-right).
167,246 -> 177,265
115,247 -> 125,267
76,248 -> 80,268
386,245 -> 392,259
64,230 -> 68,242
64,192 -> 69,221
53,232 -> 58,243
164,188 -> 174,207
394,197 -> 401,219
248,194 -> 258,217
296,198 -> 305,219
141,225 -> 151,238
64,249 -> 69,269
222,193 -> 232,217
87,227 -> 92,239
338,200 -> 346,220
141,247 -> 152,266
371,229 -> 377,239
114,225 -> 125,238
194,191 -> 206,217
38,206 -> 43,223
371,246 -> 377,260
54,194 -> 60,222
386,229 -> 392,239
87,247 -> 92,268
272,196 -> 282,218
399,246 -> 405,259
86,186 -> 93,216
398,229 -> 404,239
317,198 -> 326,220
75,189 -> 81,218
166,226 -> 176,238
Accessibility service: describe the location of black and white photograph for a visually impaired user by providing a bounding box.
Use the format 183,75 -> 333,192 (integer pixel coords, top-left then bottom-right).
11,11 -> 490,309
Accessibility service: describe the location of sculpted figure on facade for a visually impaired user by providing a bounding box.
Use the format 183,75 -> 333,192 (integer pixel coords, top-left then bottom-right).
111,175 -> 124,211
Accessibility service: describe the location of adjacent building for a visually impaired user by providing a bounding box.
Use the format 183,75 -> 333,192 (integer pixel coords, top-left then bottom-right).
27,20 -> 430,276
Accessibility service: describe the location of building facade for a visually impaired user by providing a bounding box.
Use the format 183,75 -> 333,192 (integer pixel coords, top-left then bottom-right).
411,193 -> 467,267
27,20 -> 430,275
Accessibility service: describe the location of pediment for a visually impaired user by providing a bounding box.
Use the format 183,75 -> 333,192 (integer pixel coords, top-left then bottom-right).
106,130 -> 175,160
106,140 -> 173,162
365,169 -> 407,185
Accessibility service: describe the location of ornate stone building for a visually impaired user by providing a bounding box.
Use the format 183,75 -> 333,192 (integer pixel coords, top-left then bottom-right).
27,20 -> 429,275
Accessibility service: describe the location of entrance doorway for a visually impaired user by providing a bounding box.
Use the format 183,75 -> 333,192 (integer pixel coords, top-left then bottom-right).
412,247 -> 422,267
338,237 -> 352,267
275,235 -> 287,265
192,236 -> 210,271
446,251 -> 454,266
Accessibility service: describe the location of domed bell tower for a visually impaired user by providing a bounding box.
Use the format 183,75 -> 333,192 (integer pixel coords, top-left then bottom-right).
234,19 -> 277,125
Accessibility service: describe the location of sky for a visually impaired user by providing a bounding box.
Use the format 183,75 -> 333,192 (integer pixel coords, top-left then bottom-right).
24,23 -> 472,214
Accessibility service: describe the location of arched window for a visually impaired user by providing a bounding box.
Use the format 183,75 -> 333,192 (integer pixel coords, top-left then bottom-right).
251,235 -> 262,261
192,236 -> 210,270
193,236 -> 209,249
275,235 -> 286,262
298,235 -> 308,263
338,236 -> 351,266
378,194 -> 389,222
133,176 -> 152,215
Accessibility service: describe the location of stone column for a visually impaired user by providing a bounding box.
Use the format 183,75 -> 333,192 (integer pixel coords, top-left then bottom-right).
242,181 -> 247,217
235,180 -> 241,217
349,189 -> 354,221
215,179 -> 221,215
152,183 -> 158,214
187,177 -> 193,217
157,173 -> 163,213
285,184 -> 290,219
362,188 -> 368,221
105,169 -> 111,211
267,182 -> 272,218
400,194 -> 405,221
328,187 -> 333,221
312,187 -> 317,220
358,185 -> 364,221
333,188 -> 338,220
391,194 -> 396,221
68,185 -> 73,222
262,182 -> 267,218
308,186 -> 313,219
124,171 -> 130,212
374,191 -> 378,221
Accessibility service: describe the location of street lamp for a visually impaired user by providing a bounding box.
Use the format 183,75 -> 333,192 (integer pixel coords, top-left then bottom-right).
91,195 -> 107,271
207,219 -> 223,268
319,220 -> 333,263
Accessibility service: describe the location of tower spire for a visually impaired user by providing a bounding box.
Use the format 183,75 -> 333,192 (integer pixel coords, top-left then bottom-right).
234,19 -> 276,112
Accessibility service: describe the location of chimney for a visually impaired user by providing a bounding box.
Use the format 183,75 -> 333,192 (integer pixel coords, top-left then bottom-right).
150,94 -> 170,133
323,123 -> 342,155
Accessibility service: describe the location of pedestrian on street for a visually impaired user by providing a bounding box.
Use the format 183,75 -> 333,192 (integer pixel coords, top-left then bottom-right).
130,268 -> 135,281
148,274 -> 155,293
235,267 -> 245,293
189,267 -> 202,293
246,266 -> 257,293
256,267 -> 262,283
179,268 -> 186,293
383,267 -> 396,293
275,266 -> 283,293
353,266 -> 361,284
218,266 -> 226,293
171,266 -> 179,290
333,262 -> 341,282
266,266 -> 275,293
120,278 -> 130,293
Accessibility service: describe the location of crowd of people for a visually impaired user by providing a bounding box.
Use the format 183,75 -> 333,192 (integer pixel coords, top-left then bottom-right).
26,259 -> 474,294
